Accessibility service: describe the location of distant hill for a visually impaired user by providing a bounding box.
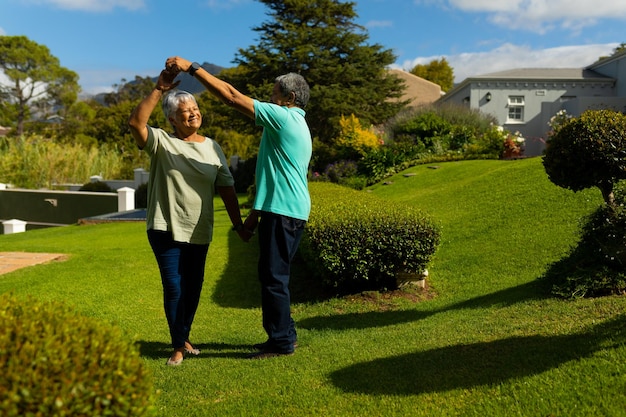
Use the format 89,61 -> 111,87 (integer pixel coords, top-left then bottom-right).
88,62 -> 226,102
171,62 -> 226,94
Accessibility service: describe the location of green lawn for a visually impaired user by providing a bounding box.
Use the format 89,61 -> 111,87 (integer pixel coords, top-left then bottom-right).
2,157 -> 626,416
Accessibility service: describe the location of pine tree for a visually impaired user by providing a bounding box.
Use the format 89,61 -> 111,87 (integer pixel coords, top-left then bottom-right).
225,0 -> 407,142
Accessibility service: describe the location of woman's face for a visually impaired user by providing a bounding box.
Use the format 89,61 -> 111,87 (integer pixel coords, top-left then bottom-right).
171,100 -> 202,133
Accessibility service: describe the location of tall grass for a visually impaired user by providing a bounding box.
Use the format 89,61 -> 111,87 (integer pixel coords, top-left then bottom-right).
1,157 -> 625,416
0,135 -> 147,188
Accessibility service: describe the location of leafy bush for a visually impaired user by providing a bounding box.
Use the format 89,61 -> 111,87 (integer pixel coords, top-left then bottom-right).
79,180 -> 114,192
543,109 -> 626,206
335,114 -> 381,158
0,293 -> 154,416
300,182 -> 440,295
391,111 -> 452,149
230,155 -> 257,193
135,182 -> 148,208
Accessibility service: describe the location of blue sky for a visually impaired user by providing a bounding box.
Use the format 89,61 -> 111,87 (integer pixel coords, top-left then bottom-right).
2,0 -> 624,95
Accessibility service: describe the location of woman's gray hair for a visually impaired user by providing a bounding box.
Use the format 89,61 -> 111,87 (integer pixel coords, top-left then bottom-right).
162,90 -> 197,124
275,73 -> 310,108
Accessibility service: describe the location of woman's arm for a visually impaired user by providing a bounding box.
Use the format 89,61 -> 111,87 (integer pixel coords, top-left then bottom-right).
128,69 -> 179,148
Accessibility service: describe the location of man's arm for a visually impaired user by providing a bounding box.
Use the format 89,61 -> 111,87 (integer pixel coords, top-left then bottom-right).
165,57 -> 255,120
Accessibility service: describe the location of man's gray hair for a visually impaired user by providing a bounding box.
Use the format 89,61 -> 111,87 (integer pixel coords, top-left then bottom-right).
162,90 -> 197,124
276,73 -> 310,108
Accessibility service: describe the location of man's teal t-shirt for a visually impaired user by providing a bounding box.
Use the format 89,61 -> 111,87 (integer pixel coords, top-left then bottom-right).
253,100 -> 312,221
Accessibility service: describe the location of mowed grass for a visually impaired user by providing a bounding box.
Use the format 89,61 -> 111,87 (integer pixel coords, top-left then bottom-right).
1,157 -> 626,416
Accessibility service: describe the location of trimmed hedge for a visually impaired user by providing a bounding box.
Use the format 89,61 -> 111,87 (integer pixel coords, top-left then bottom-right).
0,293 -> 154,416
301,182 -> 440,295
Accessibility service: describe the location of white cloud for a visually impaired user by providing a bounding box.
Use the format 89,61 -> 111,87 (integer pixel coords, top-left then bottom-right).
396,43 -> 619,83
423,0 -> 626,33
20,0 -> 145,12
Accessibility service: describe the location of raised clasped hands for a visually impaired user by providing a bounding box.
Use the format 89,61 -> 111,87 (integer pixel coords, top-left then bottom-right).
165,56 -> 192,75
156,67 -> 180,92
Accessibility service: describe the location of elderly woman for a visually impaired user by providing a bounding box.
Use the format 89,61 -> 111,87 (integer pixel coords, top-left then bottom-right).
128,69 -> 251,366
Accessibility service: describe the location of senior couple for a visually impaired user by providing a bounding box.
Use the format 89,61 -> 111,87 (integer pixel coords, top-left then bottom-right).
128,57 -> 311,365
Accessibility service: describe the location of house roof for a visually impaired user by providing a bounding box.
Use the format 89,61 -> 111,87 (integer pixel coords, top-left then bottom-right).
473,68 -> 612,81
441,67 -> 614,102
388,69 -> 442,107
586,48 -> 626,70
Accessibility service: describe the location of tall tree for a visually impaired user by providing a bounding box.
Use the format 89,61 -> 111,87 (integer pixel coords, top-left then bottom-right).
410,58 -> 454,92
0,35 -> 79,135
225,0 -> 407,142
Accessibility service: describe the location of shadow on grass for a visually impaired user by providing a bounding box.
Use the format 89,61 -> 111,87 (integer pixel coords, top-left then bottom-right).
330,314 -> 626,395
136,340 -> 252,360
299,280 -> 550,331
211,228 -> 325,309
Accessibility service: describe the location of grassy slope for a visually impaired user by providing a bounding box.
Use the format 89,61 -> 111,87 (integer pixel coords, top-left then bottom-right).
1,157 -> 625,417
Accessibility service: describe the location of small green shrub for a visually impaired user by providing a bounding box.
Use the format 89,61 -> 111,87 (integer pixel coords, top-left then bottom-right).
135,182 -> 148,208
301,182 -> 440,295
79,180 -> 114,192
0,293 -> 154,416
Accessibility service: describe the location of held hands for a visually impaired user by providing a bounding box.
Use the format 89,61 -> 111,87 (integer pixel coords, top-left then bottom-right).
235,210 -> 260,243
156,68 -> 180,92
165,56 -> 192,75
243,210 -> 260,233
236,227 -> 255,243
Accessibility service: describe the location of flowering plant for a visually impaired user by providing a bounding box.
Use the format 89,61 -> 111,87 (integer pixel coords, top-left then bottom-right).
500,128 -> 525,159
547,109 -> 572,139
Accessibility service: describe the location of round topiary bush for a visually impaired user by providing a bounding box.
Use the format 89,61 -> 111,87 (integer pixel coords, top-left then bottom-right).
0,293 -> 154,416
543,109 -> 626,206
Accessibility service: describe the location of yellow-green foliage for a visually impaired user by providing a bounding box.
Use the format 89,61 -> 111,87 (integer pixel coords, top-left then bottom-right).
336,114 -> 381,156
0,293 -> 154,417
301,182 -> 440,295
0,135 -> 137,189
210,128 -> 259,161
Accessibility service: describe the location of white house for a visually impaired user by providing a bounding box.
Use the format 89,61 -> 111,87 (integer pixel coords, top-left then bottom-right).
439,50 -> 626,156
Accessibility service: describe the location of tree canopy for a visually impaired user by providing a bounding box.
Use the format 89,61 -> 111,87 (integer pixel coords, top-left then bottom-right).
224,0 -> 407,142
410,58 -> 454,92
0,35 -> 80,135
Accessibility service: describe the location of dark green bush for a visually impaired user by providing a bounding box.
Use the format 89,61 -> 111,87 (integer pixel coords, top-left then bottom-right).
543,109 -> 626,206
542,182 -> 626,298
230,156 -> 257,194
300,182 -> 440,295
135,182 -> 148,208
79,180 -> 113,192
0,293 -> 154,416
